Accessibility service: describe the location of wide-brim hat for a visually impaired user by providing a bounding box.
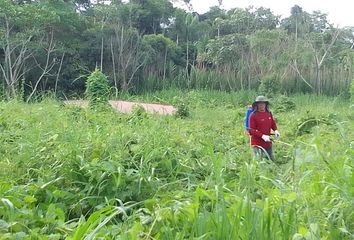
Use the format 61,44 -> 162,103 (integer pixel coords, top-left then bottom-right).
252,95 -> 269,107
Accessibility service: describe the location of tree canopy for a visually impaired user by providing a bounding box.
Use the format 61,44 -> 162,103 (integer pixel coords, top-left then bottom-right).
1,0 -> 353,98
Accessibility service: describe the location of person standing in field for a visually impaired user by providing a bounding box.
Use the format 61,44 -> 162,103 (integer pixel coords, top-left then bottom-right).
248,96 -> 280,161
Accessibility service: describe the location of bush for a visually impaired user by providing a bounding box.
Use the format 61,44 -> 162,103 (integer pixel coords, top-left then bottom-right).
172,96 -> 190,118
176,102 -> 190,118
85,69 -> 110,107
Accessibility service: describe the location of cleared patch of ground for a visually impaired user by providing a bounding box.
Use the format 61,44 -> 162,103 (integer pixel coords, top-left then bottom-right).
64,100 -> 176,115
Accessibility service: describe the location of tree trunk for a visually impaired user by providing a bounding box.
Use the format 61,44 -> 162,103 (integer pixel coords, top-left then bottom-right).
26,30 -> 57,102
162,45 -> 168,87
54,52 -> 65,96
110,37 -> 118,97
0,17 -> 33,99
100,18 -> 105,71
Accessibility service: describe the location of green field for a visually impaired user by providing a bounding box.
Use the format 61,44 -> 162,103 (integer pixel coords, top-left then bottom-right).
0,90 -> 353,239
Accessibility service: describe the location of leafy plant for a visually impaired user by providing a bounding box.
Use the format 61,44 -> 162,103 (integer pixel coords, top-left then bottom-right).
176,102 -> 190,118
85,69 -> 110,107
173,96 -> 190,118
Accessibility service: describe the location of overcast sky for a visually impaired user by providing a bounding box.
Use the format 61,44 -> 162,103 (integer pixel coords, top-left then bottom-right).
179,0 -> 354,27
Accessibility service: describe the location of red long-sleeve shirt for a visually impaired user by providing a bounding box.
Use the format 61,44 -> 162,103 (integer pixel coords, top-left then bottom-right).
249,111 -> 277,148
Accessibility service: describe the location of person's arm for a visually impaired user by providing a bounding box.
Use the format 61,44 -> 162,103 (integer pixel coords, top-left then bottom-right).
249,113 -> 263,138
270,113 -> 280,138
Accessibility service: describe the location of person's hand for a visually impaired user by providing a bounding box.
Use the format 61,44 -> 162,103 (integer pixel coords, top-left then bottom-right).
274,130 -> 280,138
261,134 -> 271,142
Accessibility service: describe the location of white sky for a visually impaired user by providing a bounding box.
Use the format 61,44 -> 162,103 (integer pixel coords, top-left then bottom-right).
182,0 -> 354,27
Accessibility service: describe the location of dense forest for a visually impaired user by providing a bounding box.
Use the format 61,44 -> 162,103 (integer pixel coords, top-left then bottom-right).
1,0 -> 354,100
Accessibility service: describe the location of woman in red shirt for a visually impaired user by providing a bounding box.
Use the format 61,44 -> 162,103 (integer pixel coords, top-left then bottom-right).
249,96 -> 280,161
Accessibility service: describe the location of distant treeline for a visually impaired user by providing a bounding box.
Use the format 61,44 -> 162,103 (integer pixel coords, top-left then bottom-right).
1,0 -> 354,100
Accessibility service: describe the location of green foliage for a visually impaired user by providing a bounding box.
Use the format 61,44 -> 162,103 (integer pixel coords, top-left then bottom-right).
0,92 -> 353,238
85,69 -> 110,107
258,74 -> 281,97
129,104 -> 148,121
1,92 -> 353,238
295,114 -> 334,136
143,34 -> 177,56
172,95 -> 190,118
350,79 -> 354,102
128,0 -> 174,34
212,7 -> 279,36
205,33 -> 249,66
142,34 -> 180,82
272,95 -> 296,113
1,0 -> 353,96
175,102 -> 190,118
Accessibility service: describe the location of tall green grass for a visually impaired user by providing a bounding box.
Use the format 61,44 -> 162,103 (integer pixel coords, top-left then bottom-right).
0,92 -> 353,239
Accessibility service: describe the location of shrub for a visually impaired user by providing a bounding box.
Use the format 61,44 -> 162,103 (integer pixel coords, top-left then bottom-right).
85,69 -> 110,107
172,96 -> 190,118
176,102 -> 190,118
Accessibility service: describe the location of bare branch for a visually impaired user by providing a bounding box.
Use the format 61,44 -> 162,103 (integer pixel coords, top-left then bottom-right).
290,62 -> 314,90
26,30 -> 57,102
318,28 -> 341,67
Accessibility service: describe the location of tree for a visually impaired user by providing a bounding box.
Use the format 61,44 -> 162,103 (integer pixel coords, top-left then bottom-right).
249,29 -> 289,78
282,5 -> 312,36
129,0 -> 174,34
205,33 -> 249,67
110,25 -> 147,92
207,7 -> 278,37
1,0 -> 353,96
282,6 -> 319,92
308,28 -> 341,94
0,0 -> 86,99
25,0 -> 85,100
184,13 -> 199,76
0,1 -> 41,99
142,34 -> 178,82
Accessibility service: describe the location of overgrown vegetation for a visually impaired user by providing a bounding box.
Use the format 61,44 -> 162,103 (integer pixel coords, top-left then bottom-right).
0,91 -> 353,239
0,0 -> 353,238
272,95 -> 296,113
85,69 -> 110,107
